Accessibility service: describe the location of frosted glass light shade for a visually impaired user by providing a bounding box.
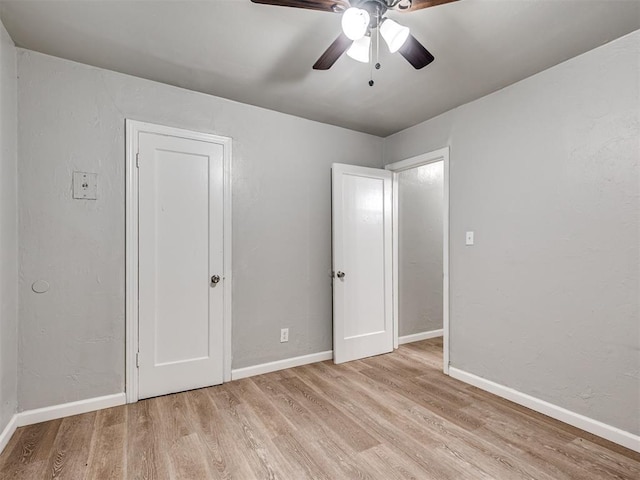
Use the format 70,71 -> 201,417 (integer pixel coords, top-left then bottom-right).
342,7 -> 370,41
380,18 -> 410,53
347,36 -> 371,63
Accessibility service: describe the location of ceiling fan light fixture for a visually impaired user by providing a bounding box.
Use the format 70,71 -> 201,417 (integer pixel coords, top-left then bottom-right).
346,35 -> 371,63
380,18 -> 410,53
341,7 -> 370,41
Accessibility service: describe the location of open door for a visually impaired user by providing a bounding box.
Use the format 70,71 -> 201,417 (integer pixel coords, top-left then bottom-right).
332,163 -> 393,364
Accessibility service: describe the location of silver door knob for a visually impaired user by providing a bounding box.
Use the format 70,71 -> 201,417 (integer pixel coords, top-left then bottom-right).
211,275 -> 221,285
336,271 -> 346,279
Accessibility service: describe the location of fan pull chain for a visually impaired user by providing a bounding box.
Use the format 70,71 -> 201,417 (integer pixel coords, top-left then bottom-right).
369,8 -> 381,87
375,21 -> 381,71
369,33 -> 374,86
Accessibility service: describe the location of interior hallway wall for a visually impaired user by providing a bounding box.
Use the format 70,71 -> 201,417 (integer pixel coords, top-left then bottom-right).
0,18 -> 18,432
398,162 -> 443,337
383,30 -> 640,435
17,50 -> 383,411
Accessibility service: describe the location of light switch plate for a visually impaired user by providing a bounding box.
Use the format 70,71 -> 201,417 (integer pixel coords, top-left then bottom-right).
466,231 -> 474,246
73,172 -> 98,200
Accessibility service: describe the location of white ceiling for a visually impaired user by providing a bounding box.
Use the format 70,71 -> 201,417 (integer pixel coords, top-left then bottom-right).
1,0 -> 638,136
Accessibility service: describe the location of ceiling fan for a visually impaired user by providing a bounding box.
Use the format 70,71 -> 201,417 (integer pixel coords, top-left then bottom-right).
251,0 -> 458,71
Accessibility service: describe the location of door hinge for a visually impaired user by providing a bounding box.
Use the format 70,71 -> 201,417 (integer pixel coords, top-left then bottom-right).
136,352 -> 140,368
136,153 -> 140,168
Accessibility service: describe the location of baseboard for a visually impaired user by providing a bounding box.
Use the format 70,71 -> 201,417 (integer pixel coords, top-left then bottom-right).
399,329 -> 443,345
0,414 -> 18,454
231,350 -> 333,381
16,393 -> 126,428
449,367 -> 640,453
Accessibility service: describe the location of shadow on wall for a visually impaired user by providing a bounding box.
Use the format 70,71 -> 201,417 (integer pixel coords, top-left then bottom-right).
398,161 -> 444,337
398,160 -> 443,338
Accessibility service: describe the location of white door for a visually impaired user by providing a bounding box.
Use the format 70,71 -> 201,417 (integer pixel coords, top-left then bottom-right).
332,163 -> 393,364
138,131 -> 224,399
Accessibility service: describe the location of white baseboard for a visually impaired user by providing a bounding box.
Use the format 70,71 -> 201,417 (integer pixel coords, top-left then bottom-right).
449,367 -> 640,453
0,414 -> 18,454
399,329 -> 443,345
16,393 -> 126,428
231,350 -> 333,381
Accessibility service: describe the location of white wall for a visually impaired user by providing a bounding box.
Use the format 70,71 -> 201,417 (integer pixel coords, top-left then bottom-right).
398,162 -> 443,336
0,19 -> 18,432
17,50 -> 383,411
384,31 -> 640,436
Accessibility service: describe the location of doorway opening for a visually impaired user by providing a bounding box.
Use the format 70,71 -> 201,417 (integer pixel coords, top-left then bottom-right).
386,147 -> 450,374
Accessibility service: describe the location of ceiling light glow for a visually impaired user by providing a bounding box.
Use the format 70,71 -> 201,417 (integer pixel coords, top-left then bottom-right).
380,18 -> 410,53
347,35 -> 371,63
342,7 -> 370,41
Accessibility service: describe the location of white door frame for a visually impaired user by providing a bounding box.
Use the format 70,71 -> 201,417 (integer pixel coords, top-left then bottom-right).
125,119 -> 232,403
385,147 -> 450,375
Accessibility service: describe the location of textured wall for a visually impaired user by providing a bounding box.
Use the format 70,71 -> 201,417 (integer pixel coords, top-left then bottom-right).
0,19 -> 18,431
398,162 -> 443,337
17,50 -> 383,410
384,31 -> 640,435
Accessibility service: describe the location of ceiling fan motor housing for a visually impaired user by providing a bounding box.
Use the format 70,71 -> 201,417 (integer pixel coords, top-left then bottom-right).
351,0 -> 389,27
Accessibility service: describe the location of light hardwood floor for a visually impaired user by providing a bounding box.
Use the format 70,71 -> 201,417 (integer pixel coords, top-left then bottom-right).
1,338 -> 638,479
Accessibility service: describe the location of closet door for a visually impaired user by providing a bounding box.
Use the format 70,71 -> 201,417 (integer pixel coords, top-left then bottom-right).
137,130 -> 224,399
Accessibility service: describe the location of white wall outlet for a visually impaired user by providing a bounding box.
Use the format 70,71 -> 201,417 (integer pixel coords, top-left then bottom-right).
280,328 -> 289,343
73,171 -> 98,200
466,231 -> 475,246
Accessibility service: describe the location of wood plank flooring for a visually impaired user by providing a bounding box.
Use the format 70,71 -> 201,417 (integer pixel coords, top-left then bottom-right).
1,338 -> 638,479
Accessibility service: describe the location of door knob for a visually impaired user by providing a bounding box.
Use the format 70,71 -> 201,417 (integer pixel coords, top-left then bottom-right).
336,271 -> 346,279
211,275 -> 221,285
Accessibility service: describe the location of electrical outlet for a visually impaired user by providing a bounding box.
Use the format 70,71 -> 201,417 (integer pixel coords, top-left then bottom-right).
280,328 -> 289,343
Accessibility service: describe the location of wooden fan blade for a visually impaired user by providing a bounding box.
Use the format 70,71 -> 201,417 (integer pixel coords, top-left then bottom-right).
250,0 -> 349,13
396,0 -> 458,12
398,34 -> 435,69
313,33 -> 353,70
